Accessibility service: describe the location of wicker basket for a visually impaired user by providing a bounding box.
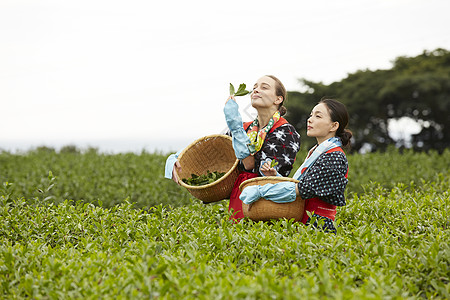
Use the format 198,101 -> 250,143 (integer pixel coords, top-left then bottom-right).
177,134 -> 239,203
239,176 -> 305,222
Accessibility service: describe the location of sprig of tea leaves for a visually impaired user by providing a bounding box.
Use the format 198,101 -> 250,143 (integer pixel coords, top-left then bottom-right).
270,159 -> 279,168
229,83 -> 250,97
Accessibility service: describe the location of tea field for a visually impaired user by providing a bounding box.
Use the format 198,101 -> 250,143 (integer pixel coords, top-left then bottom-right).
0,147 -> 449,299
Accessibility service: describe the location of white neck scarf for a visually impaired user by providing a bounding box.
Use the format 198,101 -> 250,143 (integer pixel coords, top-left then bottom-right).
293,137 -> 342,180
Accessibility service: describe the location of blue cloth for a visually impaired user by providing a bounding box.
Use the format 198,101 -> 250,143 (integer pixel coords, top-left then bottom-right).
240,181 -> 297,204
223,100 -> 251,160
240,137 -> 343,205
292,137 -> 342,180
164,148 -> 183,179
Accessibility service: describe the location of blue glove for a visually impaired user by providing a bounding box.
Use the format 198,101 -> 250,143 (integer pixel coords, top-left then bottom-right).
164,148 -> 183,179
240,182 -> 297,204
224,100 -> 251,160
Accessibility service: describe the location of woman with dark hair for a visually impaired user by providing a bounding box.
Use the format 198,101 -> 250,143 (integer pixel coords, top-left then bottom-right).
165,75 -> 301,221
241,98 -> 352,233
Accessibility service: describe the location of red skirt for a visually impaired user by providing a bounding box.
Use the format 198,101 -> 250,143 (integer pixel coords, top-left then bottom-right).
228,172 -> 258,221
301,197 -> 337,224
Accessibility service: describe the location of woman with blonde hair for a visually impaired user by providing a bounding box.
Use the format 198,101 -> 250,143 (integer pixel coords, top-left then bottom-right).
166,75 -> 301,221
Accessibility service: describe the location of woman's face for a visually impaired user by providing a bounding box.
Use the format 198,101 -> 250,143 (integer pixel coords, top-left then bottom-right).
250,76 -> 282,109
307,103 -> 339,143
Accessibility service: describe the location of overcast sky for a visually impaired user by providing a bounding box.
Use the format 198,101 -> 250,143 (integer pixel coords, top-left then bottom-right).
1,0 -> 449,153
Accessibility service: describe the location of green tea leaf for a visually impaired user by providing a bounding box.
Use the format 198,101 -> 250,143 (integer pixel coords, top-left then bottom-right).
229,83 -> 235,96
237,83 -> 246,93
235,90 -> 250,96
270,159 -> 279,168
182,171 -> 226,186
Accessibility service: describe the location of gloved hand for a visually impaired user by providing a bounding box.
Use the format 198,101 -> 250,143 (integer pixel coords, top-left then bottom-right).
224,99 -> 251,160
259,158 -> 282,177
164,149 -> 183,179
240,182 -> 297,204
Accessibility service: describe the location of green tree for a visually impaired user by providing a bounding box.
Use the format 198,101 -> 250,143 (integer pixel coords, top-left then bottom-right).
379,48 -> 450,151
285,48 -> 450,152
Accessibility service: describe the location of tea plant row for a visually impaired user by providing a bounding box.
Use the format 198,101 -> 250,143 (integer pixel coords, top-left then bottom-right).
1,176 -> 449,298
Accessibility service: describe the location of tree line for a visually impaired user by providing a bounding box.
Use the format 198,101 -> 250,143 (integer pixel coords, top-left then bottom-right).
285,48 -> 450,153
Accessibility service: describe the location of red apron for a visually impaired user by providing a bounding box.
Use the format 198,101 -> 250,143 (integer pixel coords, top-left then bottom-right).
300,147 -> 348,224
228,117 -> 289,221
228,172 -> 258,220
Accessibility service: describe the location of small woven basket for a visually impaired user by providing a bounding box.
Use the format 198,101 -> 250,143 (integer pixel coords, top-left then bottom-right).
177,134 -> 239,203
239,176 -> 305,222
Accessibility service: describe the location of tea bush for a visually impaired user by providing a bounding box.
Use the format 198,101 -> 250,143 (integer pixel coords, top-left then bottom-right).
0,149 -> 191,208
0,177 -> 449,298
1,147 -> 448,208
0,147 -> 449,298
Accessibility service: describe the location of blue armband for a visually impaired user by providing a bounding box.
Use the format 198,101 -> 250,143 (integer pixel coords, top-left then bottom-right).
224,100 -> 251,160
240,182 -> 297,204
164,148 -> 183,179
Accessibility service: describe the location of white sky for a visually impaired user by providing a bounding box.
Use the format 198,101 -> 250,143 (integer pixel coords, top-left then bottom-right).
1,0 -> 449,152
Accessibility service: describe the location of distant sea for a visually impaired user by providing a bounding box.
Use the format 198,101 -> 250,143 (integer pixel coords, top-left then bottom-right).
0,138 -> 195,155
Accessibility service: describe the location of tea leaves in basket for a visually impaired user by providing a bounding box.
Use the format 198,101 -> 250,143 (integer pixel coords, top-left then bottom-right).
182,170 -> 226,186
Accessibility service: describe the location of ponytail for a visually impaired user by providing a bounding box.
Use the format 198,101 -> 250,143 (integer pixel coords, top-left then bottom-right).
279,105 -> 287,116
338,129 -> 353,148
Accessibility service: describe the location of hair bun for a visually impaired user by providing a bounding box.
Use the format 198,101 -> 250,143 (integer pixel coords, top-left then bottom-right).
279,106 -> 287,116
340,129 -> 353,148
